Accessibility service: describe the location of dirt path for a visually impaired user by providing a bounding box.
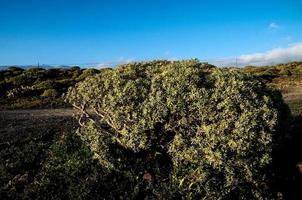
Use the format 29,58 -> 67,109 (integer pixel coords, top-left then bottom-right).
0,108 -> 79,144
282,85 -> 302,102
0,108 -> 78,119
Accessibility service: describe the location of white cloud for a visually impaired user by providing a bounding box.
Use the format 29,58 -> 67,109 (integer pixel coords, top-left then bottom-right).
268,22 -> 280,30
95,57 -> 135,68
209,43 -> 302,67
96,63 -> 110,68
238,43 -> 302,66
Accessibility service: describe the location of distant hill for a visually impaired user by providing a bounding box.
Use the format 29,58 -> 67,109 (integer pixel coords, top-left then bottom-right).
0,65 -> 79,70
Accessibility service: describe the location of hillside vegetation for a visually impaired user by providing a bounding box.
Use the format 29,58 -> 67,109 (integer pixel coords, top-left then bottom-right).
240,62 -> 302,115
0,60 -> 302,199
0,67 -> 101,110
1,61 -> 301,112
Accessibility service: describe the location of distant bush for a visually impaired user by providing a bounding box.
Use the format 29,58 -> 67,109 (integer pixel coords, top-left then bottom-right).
41,89 -> 59,98
0,66 -> 90,109
8,66 -> 24,71
242,62 -> 302,77
33,80 -> 57,90
56,79 -> 75,87
43,68 -> 60,79
291,64 -> 302,75
70,66 -> 81,70
27,67 -> 45,72
6,86 -> 37,98
75,68 -> 99,81
66,60 -> 289,199
71,68 -> 82,79
7,74 -> 29,86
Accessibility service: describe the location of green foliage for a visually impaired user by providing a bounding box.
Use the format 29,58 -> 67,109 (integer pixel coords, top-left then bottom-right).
8,66 -> 24,71
41,89 -> 59,98
43,68 -> 60,79
0,124 -> 161,199
75,68 -> 100,81
24,132 -> 104,200
33,80 -> 57,90
66,60 -> 289,199
6,98 -> 44,109
0,67 -> 89,109
0,140 -> 48,200
7,74 -> 30,86
242,62 -> 302,77
6,86 -> 38,99
27,67 -> 45,73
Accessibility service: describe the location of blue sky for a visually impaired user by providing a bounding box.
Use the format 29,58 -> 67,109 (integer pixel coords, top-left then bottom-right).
0,0 -> 302,66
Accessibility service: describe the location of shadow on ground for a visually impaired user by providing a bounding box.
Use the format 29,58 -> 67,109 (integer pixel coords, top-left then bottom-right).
273,115 -> 302,199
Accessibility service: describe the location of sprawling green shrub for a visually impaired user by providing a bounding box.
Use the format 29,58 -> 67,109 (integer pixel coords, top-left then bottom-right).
66,60 -> 289,199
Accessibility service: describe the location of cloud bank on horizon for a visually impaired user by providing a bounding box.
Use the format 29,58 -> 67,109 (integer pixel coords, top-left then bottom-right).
209,43 -> 302,67
67,43 -> 302,69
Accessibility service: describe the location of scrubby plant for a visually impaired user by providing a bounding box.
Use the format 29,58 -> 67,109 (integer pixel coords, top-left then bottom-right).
41,89 -> 59,98
6,86 -> 36,98
33,80 -> 57,90
0,66 -> 91,109
291,64 -> 302,75
241,62 -> 302,77
7,74 -> 29,86
7,66 -> 24,73
43,68 -> 60,79
75,68 -> 100,81
65,60 -> 289,199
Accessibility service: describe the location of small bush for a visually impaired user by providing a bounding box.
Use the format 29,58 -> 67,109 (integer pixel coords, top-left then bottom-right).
33,80 -> 57,90
7,75 -> 29,86
75,68 -> 99,81
8,66 -> 24,72
41,89 -> 59,98
6,86 -> 38,98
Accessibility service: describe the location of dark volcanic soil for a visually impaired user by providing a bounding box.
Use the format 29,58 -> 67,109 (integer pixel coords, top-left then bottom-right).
0,109 -> 78,144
